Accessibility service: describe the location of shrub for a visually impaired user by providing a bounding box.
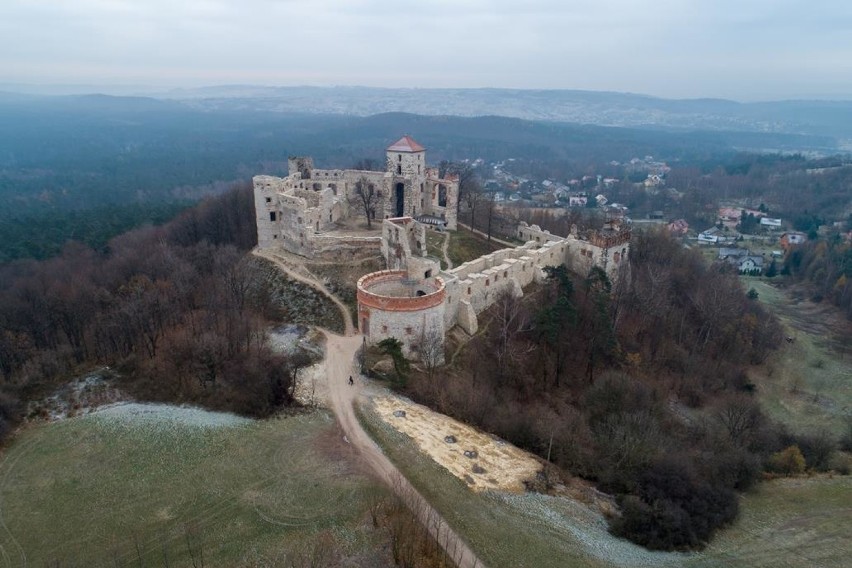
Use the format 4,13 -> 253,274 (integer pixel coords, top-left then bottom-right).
611,457 -> 738,550
841,415 -> 852,452
767,445 -> 806,475
796,430 -> 837,471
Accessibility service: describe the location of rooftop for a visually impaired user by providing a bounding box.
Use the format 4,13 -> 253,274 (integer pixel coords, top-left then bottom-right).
387,135 -> 425,153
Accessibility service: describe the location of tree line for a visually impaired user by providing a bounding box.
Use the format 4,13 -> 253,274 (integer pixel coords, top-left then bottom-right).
784,234 -> 852,319
0,182 -> 312,444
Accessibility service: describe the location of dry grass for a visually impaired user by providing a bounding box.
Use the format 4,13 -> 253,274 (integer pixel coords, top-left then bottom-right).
371,395 -> 542,492
688,475 -> 852,567
0,406 -> 391,567
745,279 -> 852,434
446,226 -> 504,267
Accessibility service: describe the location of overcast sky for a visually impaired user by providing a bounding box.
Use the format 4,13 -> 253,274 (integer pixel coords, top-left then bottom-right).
1,0 -> 849,101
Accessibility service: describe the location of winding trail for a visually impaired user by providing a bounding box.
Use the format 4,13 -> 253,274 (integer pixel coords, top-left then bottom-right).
253,248 -> 354,336
441,231 -> 454,270
323,332 -> 484,568
256,247 -> 484,567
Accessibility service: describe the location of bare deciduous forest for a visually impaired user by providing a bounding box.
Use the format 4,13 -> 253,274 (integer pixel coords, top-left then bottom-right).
0,183 -> 316,443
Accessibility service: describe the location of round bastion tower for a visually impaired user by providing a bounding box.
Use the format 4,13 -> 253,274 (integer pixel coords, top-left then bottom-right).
357,270 -> 446,363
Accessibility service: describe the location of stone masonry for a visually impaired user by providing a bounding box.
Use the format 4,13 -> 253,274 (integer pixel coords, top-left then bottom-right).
254,136 -> 458,259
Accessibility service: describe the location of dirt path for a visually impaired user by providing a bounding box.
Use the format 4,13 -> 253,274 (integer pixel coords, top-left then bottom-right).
258,248 -> 483,566
323,332 -> 485,568
441,231 -> 454,270
253,248 -> 354,336
457,222 -> 517,249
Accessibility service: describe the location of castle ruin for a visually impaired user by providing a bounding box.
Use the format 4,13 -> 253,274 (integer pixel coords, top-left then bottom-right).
253,136 -> 631,363
253,136 -> 458,259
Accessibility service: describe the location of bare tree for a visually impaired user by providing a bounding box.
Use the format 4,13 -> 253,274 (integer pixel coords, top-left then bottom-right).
348,175 -> 380,229
491,289 -> 535,379
418,327 -> 444,378
439,160 -> 479,216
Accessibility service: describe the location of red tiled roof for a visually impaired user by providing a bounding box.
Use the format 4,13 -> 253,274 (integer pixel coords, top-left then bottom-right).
387,135 -> 425,152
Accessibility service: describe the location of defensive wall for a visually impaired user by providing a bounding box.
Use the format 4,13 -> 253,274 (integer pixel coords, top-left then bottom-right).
357,219 -> 631,359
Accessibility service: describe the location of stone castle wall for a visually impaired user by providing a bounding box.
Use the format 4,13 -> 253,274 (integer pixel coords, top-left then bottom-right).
357,270 -> 446,358
254,138 -> 458,259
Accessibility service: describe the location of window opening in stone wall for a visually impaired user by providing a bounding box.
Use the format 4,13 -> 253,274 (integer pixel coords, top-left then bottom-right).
395,183 -> 405,217
405,327 -> 412,335
485,279 -> 490,286
269,212 -> 276,221
438,184 -> 447,207
398,154 -> 402,162
382,325 -> 388,333
416,290 -> 426,297
467,287 -> 471,294
397,165 -> 402,174
425,269 -> 432,278
504,271 -> 508,277
265,197 -> 271,203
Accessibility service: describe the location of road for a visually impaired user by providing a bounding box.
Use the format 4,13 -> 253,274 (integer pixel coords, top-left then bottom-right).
323,332 -> 485,568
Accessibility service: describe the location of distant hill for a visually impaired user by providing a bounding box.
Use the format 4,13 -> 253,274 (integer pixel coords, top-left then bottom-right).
157,86 -> 852,143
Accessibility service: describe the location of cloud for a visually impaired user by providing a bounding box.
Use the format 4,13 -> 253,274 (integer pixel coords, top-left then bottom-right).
0,0 -> 849,99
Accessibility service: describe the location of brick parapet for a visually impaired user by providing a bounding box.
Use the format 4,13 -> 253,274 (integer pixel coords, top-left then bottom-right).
357,271 -> 446,312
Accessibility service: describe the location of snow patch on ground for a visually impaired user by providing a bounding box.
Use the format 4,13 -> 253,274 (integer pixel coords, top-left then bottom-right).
495,492 -> 693,567
28,368 -> 125,421
89,402 -> 253,429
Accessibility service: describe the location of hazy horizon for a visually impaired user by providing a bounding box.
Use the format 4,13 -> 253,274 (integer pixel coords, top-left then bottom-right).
2,1 -> 850,103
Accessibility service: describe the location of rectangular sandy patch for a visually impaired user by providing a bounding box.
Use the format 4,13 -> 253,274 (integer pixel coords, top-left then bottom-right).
372,395 -> 542,492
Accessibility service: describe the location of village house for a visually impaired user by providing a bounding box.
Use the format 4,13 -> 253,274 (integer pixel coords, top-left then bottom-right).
780,231 -> 807,250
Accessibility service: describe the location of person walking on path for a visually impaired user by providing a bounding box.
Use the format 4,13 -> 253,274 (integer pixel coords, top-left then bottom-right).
348,375 -> 354,386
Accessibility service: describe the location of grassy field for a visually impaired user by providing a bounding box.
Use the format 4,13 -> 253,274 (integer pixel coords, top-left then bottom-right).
744,278 -> 852,434
689,475 -> 852,567
446,227 -> 504,268
424,230 -> 448,269
359,399 -> 852,568
0,405 -> 390,567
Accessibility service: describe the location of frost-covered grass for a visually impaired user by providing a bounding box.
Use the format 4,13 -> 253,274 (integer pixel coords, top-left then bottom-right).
0,405 -> 388,567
